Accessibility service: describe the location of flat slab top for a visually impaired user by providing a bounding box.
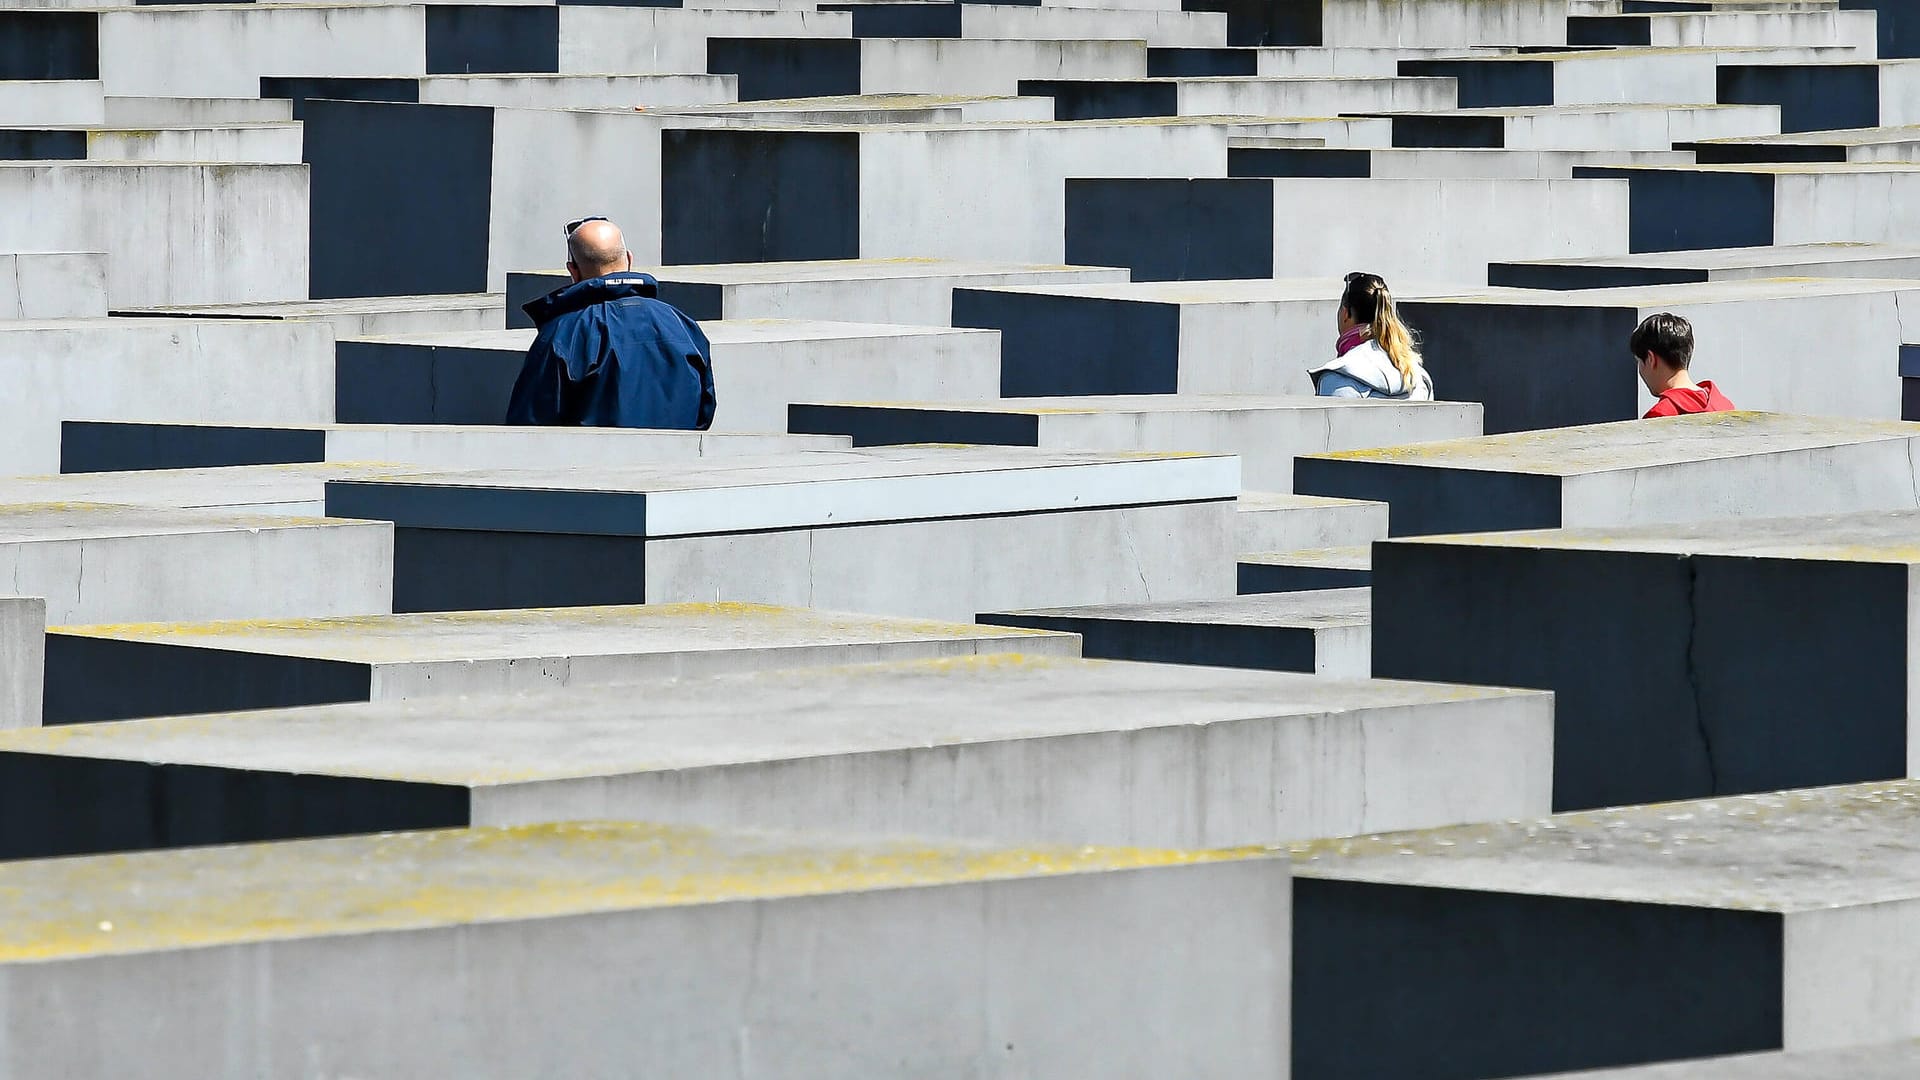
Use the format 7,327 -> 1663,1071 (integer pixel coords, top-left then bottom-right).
0,654 -> 1544,785
515,257 -> 1119,284
966,277 -> 1501,305
1500,241 -> 1920,272
1294,780 -> 1920,913
1699,124 -> 1920,148
0,503 -> 361,544
1374,103 -> 1766,118
324,446 -> 1238,536
994,588 -> 1371,628
798,394 -> 1468,415
1240,546 -> 1372,570
54,602 -> 1071,663
128,294 -> 501,317
0,820 -> 1260,965
1398,509 -> 1920,563
1547,1040 -> 1920,1079
1239,491 -> 1381,513
1422,276 -> 1920,308
1582,161 -> 1920,175
348,319 -> 989,350
0,463 -> 406,511
1306,412 -> 1920,475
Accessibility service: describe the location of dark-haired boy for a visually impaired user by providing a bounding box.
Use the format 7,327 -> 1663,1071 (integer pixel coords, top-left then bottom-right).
1631,312 -> 1734,418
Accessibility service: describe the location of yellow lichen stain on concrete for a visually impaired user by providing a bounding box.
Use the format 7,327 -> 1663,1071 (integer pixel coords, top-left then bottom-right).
0,821 -> 1272,963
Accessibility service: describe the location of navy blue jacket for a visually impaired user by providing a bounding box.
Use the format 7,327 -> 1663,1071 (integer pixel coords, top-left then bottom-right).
505,272 -> 717,430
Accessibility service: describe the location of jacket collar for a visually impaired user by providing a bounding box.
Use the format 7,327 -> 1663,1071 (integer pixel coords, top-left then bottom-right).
521,271 -> 659,327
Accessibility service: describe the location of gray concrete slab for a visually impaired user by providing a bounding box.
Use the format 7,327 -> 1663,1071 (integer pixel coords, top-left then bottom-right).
44,602 -> 1080,723
1399,278 -> 1920,432
100,95 -> 291,125
1064,175 -> 1629,286
1237,492 -> 1388,553
982,588 -> 1370,676
789,394 -> 1482,490
58,422 -> 849,474
1572,162 -> 1920,255
1296,412 -> 1920,535
323,447 -> 1240,619
0,654 -> 1552,858
0,504 -> 391,625
0,162 -> 306,307
1239,546 -> 1372,594
504,257 -> 1129,329
0,318 -> 336,476
335,322 -> 1000,431
951,277 -> 1495,397
125,294 -> 505,336
1490,241 -> 1920,289
1,121 -> 305,164
1352,102 -> 1781,151
0,597 -> 43,730
1291,781 -> 1920,1078
1688,124 -> 1920,164
1530,1041 -> 1920,1078
0,821 -> 1289,1077
1372,509 -> 1920,811
0,462 -> 425,516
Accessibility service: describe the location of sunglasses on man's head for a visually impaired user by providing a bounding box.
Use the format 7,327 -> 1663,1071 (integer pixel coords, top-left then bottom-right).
565,216 -> 608,237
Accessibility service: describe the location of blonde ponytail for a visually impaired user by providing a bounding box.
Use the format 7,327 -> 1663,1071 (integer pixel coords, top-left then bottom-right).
1369,291 -> 1421,388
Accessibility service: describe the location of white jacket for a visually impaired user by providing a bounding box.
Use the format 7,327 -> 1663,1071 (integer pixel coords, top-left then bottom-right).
1311,339 -> 1434,401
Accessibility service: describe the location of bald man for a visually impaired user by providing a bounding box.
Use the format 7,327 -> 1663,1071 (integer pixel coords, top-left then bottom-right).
505,217 -> 716,429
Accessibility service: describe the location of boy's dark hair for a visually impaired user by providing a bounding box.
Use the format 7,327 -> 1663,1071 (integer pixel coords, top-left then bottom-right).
1630,312 -> 1694,369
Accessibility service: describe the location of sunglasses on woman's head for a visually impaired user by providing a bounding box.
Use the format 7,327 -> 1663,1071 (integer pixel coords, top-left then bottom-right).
1345,272 -> 1381,285
564,216 -> 608,237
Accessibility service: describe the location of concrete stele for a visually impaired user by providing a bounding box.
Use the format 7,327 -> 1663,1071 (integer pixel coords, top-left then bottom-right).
1292,781 -> 1920,1078
42,602 -> 1081,723
0,820 -> 1289,1077
0,653 -> 1551,858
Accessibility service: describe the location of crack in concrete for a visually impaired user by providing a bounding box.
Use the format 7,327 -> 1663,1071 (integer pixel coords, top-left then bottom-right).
1682,556 -> 1718,795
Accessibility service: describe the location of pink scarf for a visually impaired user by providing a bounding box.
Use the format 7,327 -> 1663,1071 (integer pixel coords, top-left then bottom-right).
1336,324 -> 1372,358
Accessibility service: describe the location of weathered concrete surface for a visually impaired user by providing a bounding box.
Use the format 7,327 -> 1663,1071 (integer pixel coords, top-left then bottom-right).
59,421 -> 848,474
1237,492 -> 1387,554
1372,510 -> 1920,811
790,394 -> 1481,490
0,162 -> 307,306
504,257 -> 1129,329
335,322 -> 1000,432
0,821 -> 1290,1078
1296,412 -> 1920,536
982,589 -> 1370,676
0,597 -> 43,730
1292,781 -> 1920,1078
1530,1041 -> 1920,1078
0,250 -> 104,318
44,603 -> 1080,723
324,447 -> 1241,619
1239,546 -> 1372,594
0,504 -> 391,624
0,654 -> 1551,858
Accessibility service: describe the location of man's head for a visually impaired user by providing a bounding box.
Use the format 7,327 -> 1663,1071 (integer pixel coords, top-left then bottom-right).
1631,311 -> 1693,391
565,216 -> 632,283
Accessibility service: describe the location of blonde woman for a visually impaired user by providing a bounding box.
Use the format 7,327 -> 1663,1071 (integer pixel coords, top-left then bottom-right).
1311,272 -> 1433,401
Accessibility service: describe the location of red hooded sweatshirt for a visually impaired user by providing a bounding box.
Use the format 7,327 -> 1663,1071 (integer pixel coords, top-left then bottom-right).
1644,380 -> 1735,419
